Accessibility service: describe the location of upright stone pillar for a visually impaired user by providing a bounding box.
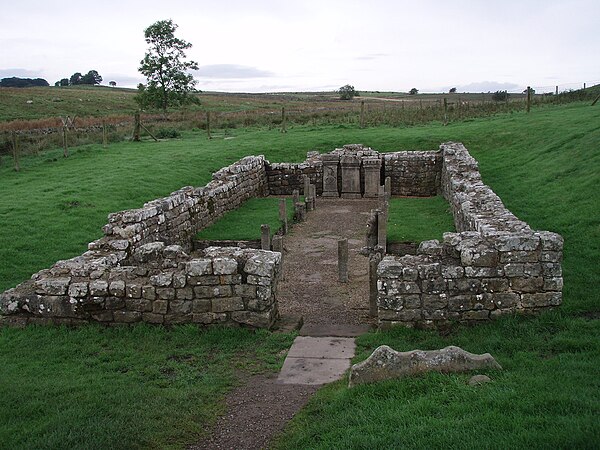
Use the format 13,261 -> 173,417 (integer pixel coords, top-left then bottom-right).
363,157 -> 381,198
279,198 -> 288,234
340,155 -> 361,198
322,154 -> 340,197
261,224 -> 271,250
272,235 -> 284,281
303,175 -> 310,197
338,238 -> 349,283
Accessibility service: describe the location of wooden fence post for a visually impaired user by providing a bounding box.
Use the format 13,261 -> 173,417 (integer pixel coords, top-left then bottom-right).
281,106 -> 287,133
62,126 -> 69,157
133,112 -> 141,141
11,131 -> 20,172
526,86 -> 532,113
206,111 -> 212,139
360,100 -> 365,128
443,97 -> 448,126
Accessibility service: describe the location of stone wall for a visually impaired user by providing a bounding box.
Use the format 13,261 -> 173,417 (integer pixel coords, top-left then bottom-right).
266,152 -> 322,196
376,142 -> 563,328
94,155 -> 268,254
1,243 -> 280,328
383,151 -> 441,197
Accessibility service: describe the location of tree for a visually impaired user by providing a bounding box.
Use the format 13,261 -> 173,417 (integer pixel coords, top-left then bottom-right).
0,77 -> 49,87
338,84 -> 357,100
137,19 -> 199,111
69,72 -> 82,85
109,80 -> 117,87
409,88 -> 418,95
492,90 -> 510,102
449,87 -> 457,93
80,70 -> 102,85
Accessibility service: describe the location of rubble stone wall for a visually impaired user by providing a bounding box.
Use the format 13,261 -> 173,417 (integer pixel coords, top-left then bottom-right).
266,152 -> 323,196
383,151 -> 442,197
377,142 -> 563,329
1,244 -> 280,328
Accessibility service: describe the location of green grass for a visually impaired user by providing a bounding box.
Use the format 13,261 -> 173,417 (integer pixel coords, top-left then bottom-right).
196,197 -> 297,241
1,100 -> 599,448
386,196 -> 455,243
0,324 -> 294,449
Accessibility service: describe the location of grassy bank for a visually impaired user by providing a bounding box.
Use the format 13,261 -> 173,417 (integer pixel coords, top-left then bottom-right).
386,196 -> 455,243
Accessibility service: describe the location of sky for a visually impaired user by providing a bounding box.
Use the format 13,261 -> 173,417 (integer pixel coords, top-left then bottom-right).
1,0 -> 599,93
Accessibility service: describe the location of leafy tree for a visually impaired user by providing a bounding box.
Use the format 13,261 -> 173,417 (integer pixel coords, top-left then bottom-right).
80,70 -> 102,85
59,78 -> 69,87
109,81 -> 117,87
338,84 -> 357,100
449,87 -> 457,93
137,19 -> 199,111
409,88 -> 418,95
492,90 -> 510,102
0,77 -> 49,87
69,72 -> 82,85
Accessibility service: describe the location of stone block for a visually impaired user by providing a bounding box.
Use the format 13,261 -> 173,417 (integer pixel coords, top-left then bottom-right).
441,265 -> 464,279
176,287 -> 193,300
463,310 -> 490,320
193,312 -> 228,324
192,299 -> 211,313
212,296 -> 244,313
91,311 -> 114,322
234,284 -> 257,298
543,277 -> 563,291
186,259 -> 213,276
244,251 -> 280,277
422,294 -> 448,310
142,313 -> 164,324
170,300 -> 192,315
89,280 -> 109,296
541,263 -> 562,277
113,310 -> 142,323
480,278 -> 509,293
460,245 -> 498,267
172,272 -> 187,288
213,257 -> 239,275
156,288 -> 176,300
105,297 -> 125,310
509,277 -> 544,293
448,278 -> 481,294
499,250 -> 540,263
193,285 -> 232,298
68,282 -> 89,298
378,308 -> 422,321
109,280 -> 126,297
487,292 -> 519,308
142,286 -> 156,300
246,275 -> 273,286
149,273 -> 172,287
126,284 -> 141,299
231,310 -> 274,328
420,277 -> 446,294
152,300 -> 168,314
125,298 -> 152,312
521,292 -> 562,308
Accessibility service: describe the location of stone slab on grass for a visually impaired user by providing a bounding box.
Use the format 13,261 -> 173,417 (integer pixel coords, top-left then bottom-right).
286,336 -> 355,359
277,357 -> 352,385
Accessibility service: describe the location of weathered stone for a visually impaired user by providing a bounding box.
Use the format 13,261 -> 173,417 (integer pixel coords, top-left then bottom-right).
36,278 -> 71,295
149,273 -> 172,287
68,282 -> 89,298
192,299 -> 211,313
89,280 -> 109,296
108,280 -> 126,297
186,259 -> 213,276
152,300 -> 168,314
142,285 -> 156,300
521,292 -> 561,308
244,251 -> 280,277
212,257 -> 238,275
125,298 -> 152,312
468,374 -> 492,386
170,300 -> 192,315
113,310 -> 142,323
212,296 -> 244,313
348,345 -> 501,387
231,310 -> 274,328
193,312 -> 228,324
156,288 -> 176,300
133,242 -> 165,263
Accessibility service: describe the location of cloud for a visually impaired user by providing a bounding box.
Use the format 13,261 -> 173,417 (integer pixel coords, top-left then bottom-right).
0,68 -> 44,79
194,64 -> 274,79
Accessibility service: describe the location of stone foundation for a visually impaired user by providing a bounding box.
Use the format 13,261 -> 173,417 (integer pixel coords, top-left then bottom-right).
376,142 -> 563,329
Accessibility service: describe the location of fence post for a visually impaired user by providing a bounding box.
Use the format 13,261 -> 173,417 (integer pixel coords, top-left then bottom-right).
279,198 -> 288,234
62,126 -> 69,157
272,235 -> 284,281
11,131 -> 20,172
261,224 -> 271,250
206,111 -> 212,140
102,120 -> 108,147
443,97 -> 448,126
369,251 -> 382,317
281,106 -> 287,133
360,100 -> 365,128
526,86 -> 532,113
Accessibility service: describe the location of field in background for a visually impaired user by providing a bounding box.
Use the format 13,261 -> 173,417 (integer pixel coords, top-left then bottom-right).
0,100 -> 598,448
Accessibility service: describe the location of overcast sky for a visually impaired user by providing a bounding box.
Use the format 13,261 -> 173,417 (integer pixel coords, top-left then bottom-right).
1,0 -> 599,93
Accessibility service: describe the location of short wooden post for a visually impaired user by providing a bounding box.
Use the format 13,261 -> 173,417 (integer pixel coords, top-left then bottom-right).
443,97 -> 448,126
555,85 -> 559,96
206,111 -> 212,139
102,120 -> 108,147
281,106 -> 287,133
272,235 -> 284,280
526,86 -> 532,113
360,100 -> 365,128
338,238 -> 349,283
62,126 -> 69,157
11,131 -> 20,172
260,224 -> 271,250
279,198 -> 288,234
133,112 -> 141,142
369,252 -> 382,317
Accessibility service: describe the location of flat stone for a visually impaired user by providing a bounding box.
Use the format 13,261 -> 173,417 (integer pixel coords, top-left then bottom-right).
469,374 -> 492,386
277,357 -> 351,385
286,336 -> 356,359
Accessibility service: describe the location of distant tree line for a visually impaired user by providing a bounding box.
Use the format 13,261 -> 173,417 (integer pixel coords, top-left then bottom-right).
54,70 -> 103,87
0,77 -> 49,88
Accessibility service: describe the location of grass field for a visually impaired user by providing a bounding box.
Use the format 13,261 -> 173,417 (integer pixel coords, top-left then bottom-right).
196,197 -> 297,241
1,100 -> 599,448
386,196 -> 455,243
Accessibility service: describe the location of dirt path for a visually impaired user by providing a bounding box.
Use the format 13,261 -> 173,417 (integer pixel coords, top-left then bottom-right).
277,197 -> 377,326
191,198 -> 375,449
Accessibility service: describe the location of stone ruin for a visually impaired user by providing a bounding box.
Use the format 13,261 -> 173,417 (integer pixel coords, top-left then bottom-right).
0,143 -> 563,329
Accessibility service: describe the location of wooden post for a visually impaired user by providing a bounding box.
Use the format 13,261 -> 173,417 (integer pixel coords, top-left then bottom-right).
338,238 -> 349,283
260,224 -> 271,250
206,111 -> 212,140
526,86 -> 532,113
62,126 -> 69,157
11,131 -> 20,172
584,82 -> 586,89
281,106 -> 287,133
133,112 -> 141,142
555,85 -> 558,96
102,120 -> 108,147
279,198 -> 288,234
360,100 -> 365,128
443,97 -> 448,126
